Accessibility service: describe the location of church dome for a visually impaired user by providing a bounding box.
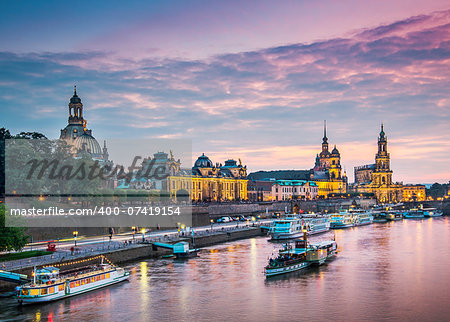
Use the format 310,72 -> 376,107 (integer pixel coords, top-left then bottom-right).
70,94 -> 81,104
73,132 -> 102,155
194,153 -> 213,168
331,146 -> 340,155
70,86 -> 82,104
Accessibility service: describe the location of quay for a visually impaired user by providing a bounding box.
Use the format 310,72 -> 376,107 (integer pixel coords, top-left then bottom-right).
0,225 -> 264,290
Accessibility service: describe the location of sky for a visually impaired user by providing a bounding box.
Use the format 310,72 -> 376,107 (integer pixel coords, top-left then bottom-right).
0,0 -> 449,183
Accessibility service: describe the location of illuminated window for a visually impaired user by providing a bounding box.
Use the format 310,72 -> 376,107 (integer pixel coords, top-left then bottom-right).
58,285 -> 64,291
75,280 -> 80,287
48,287 -> 54,294
101,274 -> 105,280
40,288 -> 48,295
30,289 -> 39,296
21,289 -> 30,296
106,273 -> 110,279
81,279 -> 85,285
96,275 -> 100,281
91,277 -> 95,283
70,282 -> 75,288
86,278 -> 90,284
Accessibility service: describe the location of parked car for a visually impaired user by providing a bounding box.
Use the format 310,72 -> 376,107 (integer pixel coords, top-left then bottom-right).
217,216 -> 231,223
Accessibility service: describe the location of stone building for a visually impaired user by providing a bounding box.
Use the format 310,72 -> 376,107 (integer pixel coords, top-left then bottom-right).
248,121 -> 347,197
271,180 -> 318,201
402,184 -> 426,202
353,124 -> 403,203
166,154 -> 248,202
60,86 -> 109,162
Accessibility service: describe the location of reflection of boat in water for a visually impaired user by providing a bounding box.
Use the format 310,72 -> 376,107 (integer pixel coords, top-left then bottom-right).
15,256 -> 129,305
265,233 -> 337,277
269,215 -> 330,240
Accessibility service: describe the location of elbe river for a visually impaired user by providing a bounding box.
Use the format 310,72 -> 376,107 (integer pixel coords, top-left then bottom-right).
1,217 -> 449,321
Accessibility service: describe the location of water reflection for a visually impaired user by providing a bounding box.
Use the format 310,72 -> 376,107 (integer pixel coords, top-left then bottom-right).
0,219 -> 449,321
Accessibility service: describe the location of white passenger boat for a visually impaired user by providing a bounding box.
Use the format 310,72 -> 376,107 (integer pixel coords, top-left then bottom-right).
15,256 -> 129,305
330,213 -> 354,228
269,215 -> 304,240
354,212 -> 374,226
302,215 -> 331,235
269,215 -> 331,240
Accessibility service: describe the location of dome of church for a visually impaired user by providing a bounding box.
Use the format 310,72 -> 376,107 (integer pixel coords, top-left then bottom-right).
194,153 -> 213,168
70,86 -> 82,104
73,132 -> 102,155
331,146 -> 340,155
70,94 -> 81,104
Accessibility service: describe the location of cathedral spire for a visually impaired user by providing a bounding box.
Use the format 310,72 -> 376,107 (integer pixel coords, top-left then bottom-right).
74,85 -> 77,96
323,120 -> 327,140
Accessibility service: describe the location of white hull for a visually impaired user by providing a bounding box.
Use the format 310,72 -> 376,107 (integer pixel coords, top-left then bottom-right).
18,271 -> 129,305
265,261 -> 310,277
271,231 -> 304,240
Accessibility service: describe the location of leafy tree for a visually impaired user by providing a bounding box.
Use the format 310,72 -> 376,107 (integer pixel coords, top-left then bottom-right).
0,204 -> 29,252
426,183 -> 447,199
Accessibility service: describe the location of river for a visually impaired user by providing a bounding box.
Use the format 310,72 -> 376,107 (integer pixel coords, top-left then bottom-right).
1,217 -> 449,321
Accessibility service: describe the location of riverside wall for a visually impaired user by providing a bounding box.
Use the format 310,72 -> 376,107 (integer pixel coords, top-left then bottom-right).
1,227 -> 263,290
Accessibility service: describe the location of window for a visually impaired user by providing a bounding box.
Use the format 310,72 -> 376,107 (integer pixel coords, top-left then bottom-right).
106,273 -> 110,279
91,277 -> 95,283
30,289 -> 39,296
40,288 -> 48,295
48,287 -> 54,294
21,289 -> 29,296
70,282 -> 75,288
58,284 -> 64,291
75,280 -> 80,287
96,275 -> 101,281
81,279 -> 86,285
86,278 -> 90,284
101,274 -> 105,280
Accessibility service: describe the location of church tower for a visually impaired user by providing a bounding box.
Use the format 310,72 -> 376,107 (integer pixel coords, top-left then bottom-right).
321,120 -> 329,154
68,85 -> 83,125
372,123 -> 393,186
319,120 -> 331,169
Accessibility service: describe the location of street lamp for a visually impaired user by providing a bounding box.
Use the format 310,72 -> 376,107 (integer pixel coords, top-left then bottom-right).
73,231 -> 78,247
132,226 -> 136,242
141,228 -> 146,242
210,219 -> 213,230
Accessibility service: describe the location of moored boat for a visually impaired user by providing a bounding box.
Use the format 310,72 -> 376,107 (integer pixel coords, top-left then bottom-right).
372,212 -> 387,223
302,215 -> 331,235
385,211 -> 403,221
269,215 -> 331,240
15,255 -> 129,305
403,209 -> 424,219
269,215 -> 304,240
330,213 -> 354,228
423,208 -> 443,217
354,212 -> 374,226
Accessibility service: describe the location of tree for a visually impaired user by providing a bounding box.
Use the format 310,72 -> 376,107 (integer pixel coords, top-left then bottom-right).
0,204 -> 29,251
426,183 -> 447,200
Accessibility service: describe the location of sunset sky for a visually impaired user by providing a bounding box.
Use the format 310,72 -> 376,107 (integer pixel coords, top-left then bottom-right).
1,1 -> 449,183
